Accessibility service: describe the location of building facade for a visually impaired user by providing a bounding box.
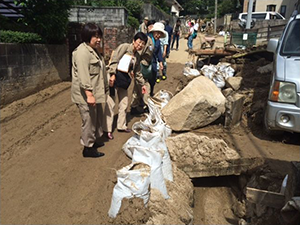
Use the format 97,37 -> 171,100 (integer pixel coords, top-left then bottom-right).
243,0 -> 300,19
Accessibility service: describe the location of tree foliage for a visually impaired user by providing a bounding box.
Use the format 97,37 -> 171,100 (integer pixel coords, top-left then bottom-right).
15,0 -> 72,44
176,0 -> 242,18
0,30 -> 42,43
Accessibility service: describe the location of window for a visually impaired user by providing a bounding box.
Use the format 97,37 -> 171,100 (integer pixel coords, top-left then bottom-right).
280,5 -> 286,17
252,13 -> 267,20
281,19 -> 300,56
266,4 -> 276,12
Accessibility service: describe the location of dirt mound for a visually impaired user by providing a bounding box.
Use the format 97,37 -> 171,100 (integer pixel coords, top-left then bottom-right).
110,197 -> 150,225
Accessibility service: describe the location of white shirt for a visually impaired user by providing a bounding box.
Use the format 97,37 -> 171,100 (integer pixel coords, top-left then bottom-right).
194,23 -> 199,32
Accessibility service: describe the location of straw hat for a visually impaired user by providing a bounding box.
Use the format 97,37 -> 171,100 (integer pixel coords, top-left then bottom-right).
144,16 -> 149,20
149,22 -> 166,38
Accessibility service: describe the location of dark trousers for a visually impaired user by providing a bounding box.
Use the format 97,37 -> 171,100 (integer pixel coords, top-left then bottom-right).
149,70 -> 156,96
171,34 -> 180,49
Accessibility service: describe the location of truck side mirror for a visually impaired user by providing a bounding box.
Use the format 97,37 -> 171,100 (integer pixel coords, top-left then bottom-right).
267,38 -> 279,53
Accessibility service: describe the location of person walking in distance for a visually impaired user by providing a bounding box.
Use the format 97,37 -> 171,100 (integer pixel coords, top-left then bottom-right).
71,23 -> 108,158
187,22 -> 195,51
164,20 -> 173,58
138,16 -> 149,34
171,19 -> 182,51
156,20 -> 168,83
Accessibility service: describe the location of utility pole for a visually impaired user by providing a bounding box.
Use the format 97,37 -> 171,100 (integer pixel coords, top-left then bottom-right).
214,0 -> 217,34
246,0 -> 254,29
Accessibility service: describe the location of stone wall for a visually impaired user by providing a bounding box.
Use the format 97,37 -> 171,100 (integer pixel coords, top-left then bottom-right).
0,43 -> 69,106
142,3 -> 174,25
67,22 -> 135,64
103,26 -> 136,62
69,6 -> 128,27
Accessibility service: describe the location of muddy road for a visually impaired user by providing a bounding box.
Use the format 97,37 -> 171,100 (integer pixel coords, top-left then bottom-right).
1,37 -> 299,224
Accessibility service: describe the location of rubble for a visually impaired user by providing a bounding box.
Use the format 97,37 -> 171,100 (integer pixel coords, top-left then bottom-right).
166,132 -> 265,178
225,76 -> 243,91
162,76 -> 226,131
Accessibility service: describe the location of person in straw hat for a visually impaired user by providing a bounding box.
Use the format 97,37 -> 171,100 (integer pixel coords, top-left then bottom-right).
148,22 -> 166,96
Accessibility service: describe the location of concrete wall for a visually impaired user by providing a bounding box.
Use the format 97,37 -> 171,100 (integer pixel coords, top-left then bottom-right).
0,43 -> 69,106
142,3 -> 173,25
69,6 -> 128,27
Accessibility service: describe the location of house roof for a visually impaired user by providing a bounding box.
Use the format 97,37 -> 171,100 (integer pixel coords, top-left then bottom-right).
165,0 -> 184,11
0,0 -> 23,18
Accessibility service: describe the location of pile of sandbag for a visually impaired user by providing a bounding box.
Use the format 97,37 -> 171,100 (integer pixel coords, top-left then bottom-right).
108,90 -> 173,218
200,62 -> 235,89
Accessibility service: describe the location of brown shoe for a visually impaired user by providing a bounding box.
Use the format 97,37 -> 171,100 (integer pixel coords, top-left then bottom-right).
107,132 -> 114,140
117,128 -> 131,133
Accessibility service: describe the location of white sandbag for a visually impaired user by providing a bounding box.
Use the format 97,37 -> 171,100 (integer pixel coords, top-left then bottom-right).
201,63 -> 234,89
201,64 -> 217,79
183,67 -> 201,76
212,72 -> 226,89
132,121 -> 154,136
153,90 -> 173,109
144,98 -> 172,139
217,62 -> 235,79
108,162 -> 151,218
139,130 -> 173,182
132,146 -> 170,199
122,134 -> 141,158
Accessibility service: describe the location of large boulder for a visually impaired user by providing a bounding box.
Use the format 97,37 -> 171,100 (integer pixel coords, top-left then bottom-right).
162,76 -> 226,131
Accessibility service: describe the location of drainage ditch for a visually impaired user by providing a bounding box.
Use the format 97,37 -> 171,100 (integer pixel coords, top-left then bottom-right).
192,159 -> 300,225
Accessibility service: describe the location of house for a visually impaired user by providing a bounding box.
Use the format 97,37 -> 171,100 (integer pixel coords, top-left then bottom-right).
0,0 -> 23,20
243,0 -> 300,20
165,0 -> 184,17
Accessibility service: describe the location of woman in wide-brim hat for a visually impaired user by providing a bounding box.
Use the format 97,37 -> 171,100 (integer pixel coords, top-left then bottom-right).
147,22 -> 165,96
149,22 -> 166,39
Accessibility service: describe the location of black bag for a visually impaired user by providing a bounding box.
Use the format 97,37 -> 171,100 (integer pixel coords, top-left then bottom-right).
115,70 -> 132,90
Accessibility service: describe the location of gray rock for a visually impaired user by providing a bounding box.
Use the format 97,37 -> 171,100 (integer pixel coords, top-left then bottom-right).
222,87 -> 234,97
225,76 -> 243,91
224,93 -> 245,128
162,76 -> 226,131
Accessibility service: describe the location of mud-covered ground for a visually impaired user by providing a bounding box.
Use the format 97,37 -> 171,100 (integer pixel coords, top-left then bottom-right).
1,36 -> 299,224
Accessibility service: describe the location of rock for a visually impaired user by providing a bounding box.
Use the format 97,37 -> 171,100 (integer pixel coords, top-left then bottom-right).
222,88 -> 234,97
224,93 -> 245,128
166,133 -> 265,178
226,76 -> 243,91
162,76 -> 226,131
174,75 -> 196,95
257,62 -> 273,74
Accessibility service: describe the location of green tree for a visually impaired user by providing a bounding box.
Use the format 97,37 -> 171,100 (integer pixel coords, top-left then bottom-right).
218,0 -> 241,17
177,0 -> 241,18
15,0 -> 72,44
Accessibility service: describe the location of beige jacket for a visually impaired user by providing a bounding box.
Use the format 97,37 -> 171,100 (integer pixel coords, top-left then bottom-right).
71,42 -> 109,104
140,36 -> 154,67
139,22 -> 148,34
107,43 -> 145,86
